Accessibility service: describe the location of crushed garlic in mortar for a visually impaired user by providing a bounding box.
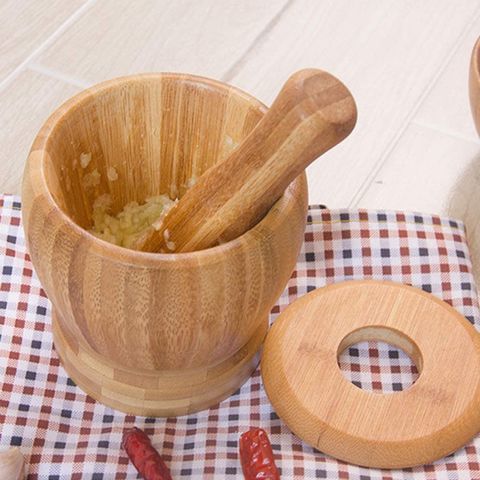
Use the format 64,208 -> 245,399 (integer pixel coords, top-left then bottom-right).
80,152 -> 198,250
90,194 -> 175,249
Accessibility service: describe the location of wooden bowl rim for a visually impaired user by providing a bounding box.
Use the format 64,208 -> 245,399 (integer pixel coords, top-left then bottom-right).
29,72 -> 307,264
472,37 -> 480,85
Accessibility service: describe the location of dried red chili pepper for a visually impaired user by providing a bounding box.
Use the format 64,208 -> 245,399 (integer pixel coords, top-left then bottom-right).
122,427 -> 172,480
239,427 -> 280,479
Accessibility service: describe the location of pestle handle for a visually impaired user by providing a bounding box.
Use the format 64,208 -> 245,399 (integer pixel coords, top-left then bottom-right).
135,69 -> 357,252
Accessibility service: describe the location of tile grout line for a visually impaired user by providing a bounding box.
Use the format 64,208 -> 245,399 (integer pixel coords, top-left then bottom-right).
221,0 -> 296,84
0,0 -> 97,94
27,63 -> 89,90
411,118 -> 479,145
348,5 -> 480,209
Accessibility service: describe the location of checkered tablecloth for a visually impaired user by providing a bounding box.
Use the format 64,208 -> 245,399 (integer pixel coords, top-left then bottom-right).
1,193 -> 480,479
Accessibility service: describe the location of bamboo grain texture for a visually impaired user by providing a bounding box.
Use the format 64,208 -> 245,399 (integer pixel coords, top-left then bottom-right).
22,73 -> 308,416
135,69 -> 356,253
262,281 -> 480,468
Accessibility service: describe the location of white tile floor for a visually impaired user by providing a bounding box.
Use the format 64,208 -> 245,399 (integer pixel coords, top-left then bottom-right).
1,0 -> 480,271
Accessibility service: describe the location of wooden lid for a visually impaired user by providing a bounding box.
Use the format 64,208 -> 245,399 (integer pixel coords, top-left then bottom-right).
261,280 -> 480,468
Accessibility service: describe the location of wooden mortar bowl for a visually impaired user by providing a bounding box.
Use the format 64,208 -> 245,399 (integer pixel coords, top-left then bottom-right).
469,36 -> 480,135
22,73 -> 308,416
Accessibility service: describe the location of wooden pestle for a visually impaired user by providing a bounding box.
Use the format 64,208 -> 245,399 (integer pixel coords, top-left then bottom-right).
134,69 -> 357,253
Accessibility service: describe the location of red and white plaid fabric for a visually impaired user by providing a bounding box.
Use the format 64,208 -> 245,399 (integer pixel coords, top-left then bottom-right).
1,194 -> 479,479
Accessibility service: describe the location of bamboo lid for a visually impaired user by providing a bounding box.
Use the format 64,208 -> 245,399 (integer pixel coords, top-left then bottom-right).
261,280 -> 480,468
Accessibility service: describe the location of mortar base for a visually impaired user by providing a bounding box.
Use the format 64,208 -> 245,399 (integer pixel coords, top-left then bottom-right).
52,309 -> 267,417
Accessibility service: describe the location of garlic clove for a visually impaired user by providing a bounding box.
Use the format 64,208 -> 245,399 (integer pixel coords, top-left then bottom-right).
0,448 -> 26,480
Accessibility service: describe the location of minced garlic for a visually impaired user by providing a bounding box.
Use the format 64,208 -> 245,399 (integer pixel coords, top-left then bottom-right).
90,194 -> 175,249
83,169 -> 101,188
107,166 -> 118,181
80,152 -> 92,169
